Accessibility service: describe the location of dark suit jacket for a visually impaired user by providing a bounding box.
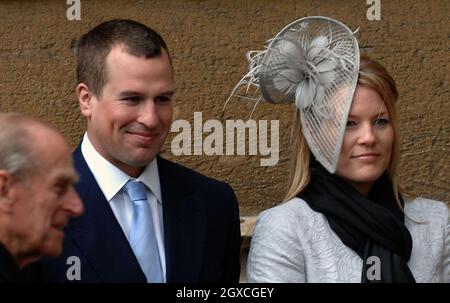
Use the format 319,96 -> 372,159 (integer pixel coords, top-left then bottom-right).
0,243 -> 20,283
23,144 -> 241,283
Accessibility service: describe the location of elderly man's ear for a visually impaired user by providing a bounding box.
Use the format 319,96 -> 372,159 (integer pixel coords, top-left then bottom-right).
0,171 -> 14,213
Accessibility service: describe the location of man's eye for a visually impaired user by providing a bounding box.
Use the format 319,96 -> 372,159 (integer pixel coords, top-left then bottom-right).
156,96 -> 172,104
54,185 -> 68,197
122,96 -> 141,102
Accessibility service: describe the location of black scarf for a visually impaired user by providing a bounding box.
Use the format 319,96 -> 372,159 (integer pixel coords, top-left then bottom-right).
298,162 -> 415,283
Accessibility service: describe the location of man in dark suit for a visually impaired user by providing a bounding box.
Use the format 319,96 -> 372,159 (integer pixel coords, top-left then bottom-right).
0,114 -> 83,282
26,19 -> 241,283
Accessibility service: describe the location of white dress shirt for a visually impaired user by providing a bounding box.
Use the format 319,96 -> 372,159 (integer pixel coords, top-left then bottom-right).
81,133 -> 166,281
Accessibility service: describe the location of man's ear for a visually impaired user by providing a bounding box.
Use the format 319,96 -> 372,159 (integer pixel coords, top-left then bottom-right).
77,83 -> 95,119
0,171 -> 14,213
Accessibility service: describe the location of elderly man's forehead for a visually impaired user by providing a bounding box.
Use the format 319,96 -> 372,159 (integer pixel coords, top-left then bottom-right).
34,161 -> 79,186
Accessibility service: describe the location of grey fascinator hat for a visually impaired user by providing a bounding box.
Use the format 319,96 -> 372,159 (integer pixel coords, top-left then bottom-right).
229,16 -> 360,173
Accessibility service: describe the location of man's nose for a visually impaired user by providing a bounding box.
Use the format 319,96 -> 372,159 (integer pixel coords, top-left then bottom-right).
137,100 -> 160,129
63,188 -> 84,218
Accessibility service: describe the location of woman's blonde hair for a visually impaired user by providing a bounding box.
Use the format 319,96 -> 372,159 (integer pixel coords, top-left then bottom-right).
284,55 -> 404,204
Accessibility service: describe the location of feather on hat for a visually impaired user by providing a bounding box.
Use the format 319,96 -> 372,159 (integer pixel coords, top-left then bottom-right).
228,16 -> 360,173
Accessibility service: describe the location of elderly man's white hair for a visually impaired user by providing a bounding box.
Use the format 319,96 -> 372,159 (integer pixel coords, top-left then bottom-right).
0,113 -> 58,180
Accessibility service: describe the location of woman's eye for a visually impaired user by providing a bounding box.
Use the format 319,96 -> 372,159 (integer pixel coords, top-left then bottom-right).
346,120 -> 357,128
374,118 -> 389,126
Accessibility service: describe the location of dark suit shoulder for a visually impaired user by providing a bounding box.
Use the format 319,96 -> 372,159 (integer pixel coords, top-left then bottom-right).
157,156 -> 234,192
0,243 -> 20,282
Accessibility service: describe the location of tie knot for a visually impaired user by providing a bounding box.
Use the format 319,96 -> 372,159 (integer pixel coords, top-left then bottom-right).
123,180 -> 147,202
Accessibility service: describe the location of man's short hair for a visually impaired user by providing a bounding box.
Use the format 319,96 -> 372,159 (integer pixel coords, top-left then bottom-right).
76,19 -> 170,97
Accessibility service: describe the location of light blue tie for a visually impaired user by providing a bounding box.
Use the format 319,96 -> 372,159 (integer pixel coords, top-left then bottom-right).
123,180 -> 163,283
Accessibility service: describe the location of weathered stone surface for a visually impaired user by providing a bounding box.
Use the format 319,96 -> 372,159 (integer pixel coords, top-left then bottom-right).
0,0 -> 448,215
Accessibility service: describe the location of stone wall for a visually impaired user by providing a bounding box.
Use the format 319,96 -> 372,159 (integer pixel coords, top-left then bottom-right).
0,0 -> 448,215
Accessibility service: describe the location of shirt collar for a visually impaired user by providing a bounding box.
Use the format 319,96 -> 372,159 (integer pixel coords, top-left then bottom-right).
136,158 -> 162,205
81,133 -> 162,204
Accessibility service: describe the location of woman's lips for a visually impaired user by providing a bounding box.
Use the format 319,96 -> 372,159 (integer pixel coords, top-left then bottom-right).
352,153 -> 380,162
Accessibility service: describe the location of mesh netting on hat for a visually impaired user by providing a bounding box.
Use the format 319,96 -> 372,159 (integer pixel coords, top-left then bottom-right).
227,16 -> 360,173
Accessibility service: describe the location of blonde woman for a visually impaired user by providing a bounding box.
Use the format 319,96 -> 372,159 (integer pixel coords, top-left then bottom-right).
246,55 -> 449,283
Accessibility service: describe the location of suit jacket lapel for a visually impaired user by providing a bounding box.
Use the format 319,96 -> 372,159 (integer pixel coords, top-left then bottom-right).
158,157 -> 206,283
68,145 -> 146,282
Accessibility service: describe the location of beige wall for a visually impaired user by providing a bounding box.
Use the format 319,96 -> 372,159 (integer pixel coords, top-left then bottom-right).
0,0 -> 448,215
